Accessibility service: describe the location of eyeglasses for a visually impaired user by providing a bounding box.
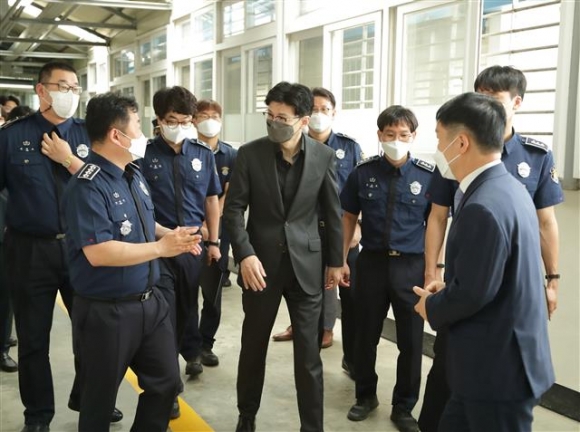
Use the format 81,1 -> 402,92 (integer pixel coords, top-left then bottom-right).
42,82 -> 83,95
196,114 -> 221,121
162,119 -> 193,129
382,133 -> 413,142
312,107 -> 333,115
263,112 -> 300,125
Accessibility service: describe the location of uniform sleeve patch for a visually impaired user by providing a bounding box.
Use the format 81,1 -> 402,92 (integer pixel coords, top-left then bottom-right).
336,132 -> 357,142
523,137 -> 548,152
414,158 -> 435,172
78,163 -> 101,180
357,155 -> 380,166
550,166 -> 559,184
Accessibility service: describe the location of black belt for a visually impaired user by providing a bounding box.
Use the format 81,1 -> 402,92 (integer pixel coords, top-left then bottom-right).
7,228 -> 65,241
366,249 -> 422,258
77,288 -> 153,303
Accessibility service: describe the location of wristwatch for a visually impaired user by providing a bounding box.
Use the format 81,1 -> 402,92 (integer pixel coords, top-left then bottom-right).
62,153 -> 74,168
205,240 -> 220,247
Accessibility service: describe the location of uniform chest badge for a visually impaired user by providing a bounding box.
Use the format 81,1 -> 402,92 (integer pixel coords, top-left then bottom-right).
191,158 -> 202,172
23,140 -> 30,146
76,144 -> 89,158
335,149 -> 345,160
550,166 -> 559,184
221,166 -> 229,176
120,220 -> 132,236
410,181 -> 422,195
113,192 -> 120,199
517,162 -> 531,178
139,180 -> 150,196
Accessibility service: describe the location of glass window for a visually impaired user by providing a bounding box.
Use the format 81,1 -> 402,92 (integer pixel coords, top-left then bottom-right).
223,0 -> 274,38
121,87 -> 134,96
80,73 -> 88,91
194,11 -> 214,42
113,49 -> 135,78
224,54 -> 241,113
177,19 -> 191,50
223,1 -> 245,38
298,36 -> 323,88
247,0 -> 275,28
152,75 -> 167,93
152,34 -> 167,63
341,23 -> 375,110
194,59 -> 213,101
140,41 -> 151,66
248,45 -> 272,112
180,65 -> 191,89
89,63 -> 97,85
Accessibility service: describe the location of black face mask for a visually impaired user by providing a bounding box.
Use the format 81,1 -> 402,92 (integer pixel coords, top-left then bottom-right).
266,119 -> 298,143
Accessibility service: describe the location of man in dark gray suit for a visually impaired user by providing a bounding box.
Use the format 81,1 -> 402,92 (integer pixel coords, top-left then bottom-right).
223,82 -> 343,432
414,92 -> 554,432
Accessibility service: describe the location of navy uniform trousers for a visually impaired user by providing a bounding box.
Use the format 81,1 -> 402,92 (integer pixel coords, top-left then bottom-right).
354,249 -> 425,411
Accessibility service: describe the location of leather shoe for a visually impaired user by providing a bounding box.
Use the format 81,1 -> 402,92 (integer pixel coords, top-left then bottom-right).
185,356 -> 203,376
222,279 -> 232,288
321,329 -> 333,348
272,325 -> 293,342
200,347 -> 219,366
390,405 -> 419,432
235,415 -> 256,432
347,395 -> 379,421
1,352 -> 18,372
170,397 -> 181,419
20,425 -> 49,432
8,336 -> 17,347
341,357 -> 354,380
68,399 -> 123,423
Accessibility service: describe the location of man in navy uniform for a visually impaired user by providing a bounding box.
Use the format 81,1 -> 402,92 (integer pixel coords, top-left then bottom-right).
414,92 -> 554,432
180,99 -> 237,369
419,65 -> 564,432
140,87 -> 221,416
340,106 -> 432,432
63,92 -> 202,431
0,61 -> 114,432
272,87 -> 363,368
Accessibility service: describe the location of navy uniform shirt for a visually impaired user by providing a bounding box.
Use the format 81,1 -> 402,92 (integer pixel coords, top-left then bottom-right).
140,136 -> 222,228
63,153 -> 158,298
325,131 -> 364,191
211,140 -> 237,197
0,112 -> 90,236
341,155 -> 434,253
428,131 -> 564,211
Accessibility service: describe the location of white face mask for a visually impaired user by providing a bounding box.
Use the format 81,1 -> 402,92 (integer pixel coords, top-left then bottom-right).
196,119 -> 222,138
48,91 -> 79,119
118,131 -> 148,161
160,124 -> 195,145
309,113 -> 333,133
433,136 -> 461,180
381,140 -> 409,161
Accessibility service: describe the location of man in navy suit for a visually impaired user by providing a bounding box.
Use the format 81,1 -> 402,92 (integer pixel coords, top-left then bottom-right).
414,92 -> 554,432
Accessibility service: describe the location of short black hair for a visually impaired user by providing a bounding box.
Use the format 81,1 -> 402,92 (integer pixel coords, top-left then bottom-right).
86,92 -> 139,143
7,105 -> 34,121
377,105 -> 418,132
196,99 -> 222,116
436,92 -> 506,153
312,87 -> 336,108
474,65 -> 527,100
153,86 -> 197,118
38,61 -> 77,84
0,95 -> 20,106
265,82 -> 313,117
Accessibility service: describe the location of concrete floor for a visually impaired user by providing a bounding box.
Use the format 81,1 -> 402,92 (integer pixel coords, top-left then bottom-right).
0,279 -> 578,432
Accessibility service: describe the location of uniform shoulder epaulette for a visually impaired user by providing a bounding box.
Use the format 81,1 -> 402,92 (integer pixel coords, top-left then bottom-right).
521,136 -> 548,152
219,140 -> 234,149
413,158 -> 435,172
335,132 -> 358,142
192,138 -> 212,150
357,155 -> 380,166
0,114 -> 32,130
78,163 -> 101,180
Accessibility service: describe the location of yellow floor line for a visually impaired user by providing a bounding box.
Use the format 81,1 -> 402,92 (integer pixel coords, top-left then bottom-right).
56,293 -> 213,431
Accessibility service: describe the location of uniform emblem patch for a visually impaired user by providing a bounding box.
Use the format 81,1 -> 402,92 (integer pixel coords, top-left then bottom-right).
120,220 -> 132,236
550,166 -> 559,184
410,181 -> 422,195
139,180 -> 150,196
76,144 -> 89,158
221,166 -> 230,176
78,163 -> 100,180
517,162 -> 531,178
191,158 -> 202,172
335,149 -> 345,160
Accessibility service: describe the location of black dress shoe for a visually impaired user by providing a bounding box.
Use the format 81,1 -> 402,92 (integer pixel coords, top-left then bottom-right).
1,352 -> 18,372
222,279 -> 232,287
20,424 -> 49,432
68,399 -> 123,423
390,405 -> 419,432
347,395 -> 379,421
235,415 -> 256,432
200,347 -> 219,366
170,397 -> 181,419
341,357 -> 354,380
8,336 -> 17,347
185,356 -> 203,376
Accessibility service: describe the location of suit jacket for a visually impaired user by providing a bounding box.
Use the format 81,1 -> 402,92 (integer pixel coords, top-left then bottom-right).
223,134 -> 343,295
426,163 -> 554,401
